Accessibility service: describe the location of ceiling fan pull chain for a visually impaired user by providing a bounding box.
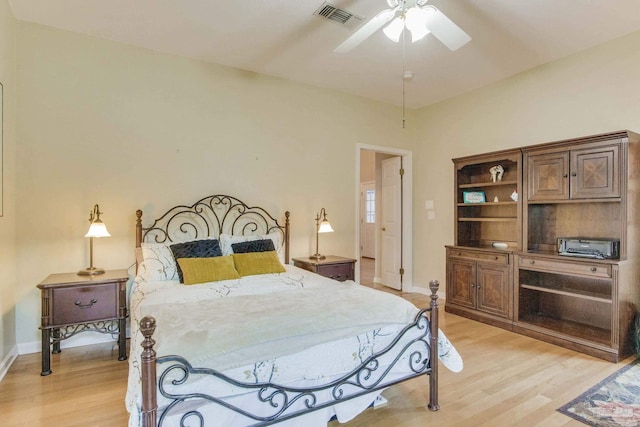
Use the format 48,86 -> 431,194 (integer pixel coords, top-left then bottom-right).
402,27 -> 406,129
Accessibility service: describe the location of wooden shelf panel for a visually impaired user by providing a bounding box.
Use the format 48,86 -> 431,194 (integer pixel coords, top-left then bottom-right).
520,284 -> 612,304
458,217 -> 518,222
459,180 -> 518,189
518,314 -> 611,346
526,198 -> 622,205
457,202 -> 517,206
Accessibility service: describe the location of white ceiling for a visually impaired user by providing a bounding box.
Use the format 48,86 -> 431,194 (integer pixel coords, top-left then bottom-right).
8,0 -> 640,109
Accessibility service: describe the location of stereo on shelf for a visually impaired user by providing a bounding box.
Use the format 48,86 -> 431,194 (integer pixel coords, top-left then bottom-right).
557,238 -> 620,260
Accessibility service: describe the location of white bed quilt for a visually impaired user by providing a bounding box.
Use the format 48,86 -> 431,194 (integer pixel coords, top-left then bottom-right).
126,265 -> 462,426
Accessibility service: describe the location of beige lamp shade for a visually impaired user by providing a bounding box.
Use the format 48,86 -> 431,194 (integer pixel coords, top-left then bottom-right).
318,220 -> 334,233
85,220 -> 111,238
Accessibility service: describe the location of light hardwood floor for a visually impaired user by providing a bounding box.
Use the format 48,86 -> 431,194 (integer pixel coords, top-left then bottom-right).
0,266 -> 633,426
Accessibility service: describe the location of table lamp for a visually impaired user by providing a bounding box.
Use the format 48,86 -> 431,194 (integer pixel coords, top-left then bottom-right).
78,204 -> 111,275
310,208 -> 334,260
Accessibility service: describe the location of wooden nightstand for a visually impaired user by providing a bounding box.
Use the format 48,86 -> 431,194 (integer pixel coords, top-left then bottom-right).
37,269 -> 129,376
292,256 -> 357,282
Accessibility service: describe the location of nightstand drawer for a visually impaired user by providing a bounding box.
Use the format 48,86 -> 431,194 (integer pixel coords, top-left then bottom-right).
52,284 -> 118,325
317,263 -> 353,281
292,256 -> 357,282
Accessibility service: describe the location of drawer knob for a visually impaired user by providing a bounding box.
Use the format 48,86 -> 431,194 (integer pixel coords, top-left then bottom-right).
75,299 -> 97,309
590,267 -> 597,272
529,260 -> 535,265
494,256 -> 499,260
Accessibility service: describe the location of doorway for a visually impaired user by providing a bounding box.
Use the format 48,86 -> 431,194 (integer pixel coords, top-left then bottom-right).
356,145 -> 413,292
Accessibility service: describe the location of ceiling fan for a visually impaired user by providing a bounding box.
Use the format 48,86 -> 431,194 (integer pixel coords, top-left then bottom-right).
334,0 -> 471,53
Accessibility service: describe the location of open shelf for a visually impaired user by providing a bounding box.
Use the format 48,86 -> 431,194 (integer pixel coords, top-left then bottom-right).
520,284 -> 612,304
518,269 -> 612,299
459,217 -> 517,222
518,277 -> 612,345
457,202 -> 517,207
526,203 -> 622,254
518,314 -> 611,347
459,180 -> 518,189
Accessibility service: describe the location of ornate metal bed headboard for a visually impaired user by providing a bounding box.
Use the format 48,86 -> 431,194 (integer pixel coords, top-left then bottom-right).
135,194 -> 290,263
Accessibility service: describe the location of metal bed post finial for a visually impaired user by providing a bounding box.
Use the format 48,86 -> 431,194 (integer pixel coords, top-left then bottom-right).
140,316 -> 158,427
136,210 -> 143,248
428,279 -> 440,411
284,211 -> 290,264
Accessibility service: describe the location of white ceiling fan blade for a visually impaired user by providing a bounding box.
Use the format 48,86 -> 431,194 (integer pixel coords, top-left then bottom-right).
334,8 -> 396,53
423,6 -> 471,51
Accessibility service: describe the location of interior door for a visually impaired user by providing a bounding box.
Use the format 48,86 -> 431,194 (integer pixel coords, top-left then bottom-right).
360,182 -> 376,259
381,157 -> 402,290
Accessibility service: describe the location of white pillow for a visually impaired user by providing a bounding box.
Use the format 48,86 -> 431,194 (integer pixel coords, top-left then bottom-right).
140,242 -> 178,281
219,232 -> 284,263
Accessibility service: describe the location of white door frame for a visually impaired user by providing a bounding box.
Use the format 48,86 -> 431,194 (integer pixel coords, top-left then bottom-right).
355,144 -> 413,291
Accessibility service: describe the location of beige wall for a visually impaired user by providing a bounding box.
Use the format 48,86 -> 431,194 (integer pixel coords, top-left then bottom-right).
0,0 -> 17,363
412,29 -> 640,291
13,22 -> 414,346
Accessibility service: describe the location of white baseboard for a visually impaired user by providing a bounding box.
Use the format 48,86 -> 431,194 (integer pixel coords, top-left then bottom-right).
411,285 -> 446,301
17,332 -> 118,355
0,345 -> 18,382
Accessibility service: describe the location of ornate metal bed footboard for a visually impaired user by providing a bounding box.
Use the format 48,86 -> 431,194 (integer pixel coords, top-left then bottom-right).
138,281 -> 440,427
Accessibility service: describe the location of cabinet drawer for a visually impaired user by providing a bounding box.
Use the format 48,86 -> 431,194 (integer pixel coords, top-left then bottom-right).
317,263 -> 353,281
449,249 -> 509,265
52,284 -> 118,325
518,257 -> 611,278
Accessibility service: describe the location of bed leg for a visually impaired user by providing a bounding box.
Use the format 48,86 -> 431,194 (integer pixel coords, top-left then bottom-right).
140,316 -> 158,427
428,280 -> 440,411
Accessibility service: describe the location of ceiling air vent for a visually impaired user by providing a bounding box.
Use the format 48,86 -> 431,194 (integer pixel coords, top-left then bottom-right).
314,2 -> 364,30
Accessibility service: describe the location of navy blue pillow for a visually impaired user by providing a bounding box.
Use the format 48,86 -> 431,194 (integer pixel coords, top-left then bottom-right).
231,239 -> 275,254
170,239 -> 222,283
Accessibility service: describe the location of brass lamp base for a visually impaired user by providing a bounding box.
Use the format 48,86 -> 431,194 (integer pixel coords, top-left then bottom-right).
309,254 -> 326,260
78,267 -> 105,276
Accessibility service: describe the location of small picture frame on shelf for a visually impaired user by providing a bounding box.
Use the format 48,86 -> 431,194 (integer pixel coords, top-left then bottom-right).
463,191 -> 486,204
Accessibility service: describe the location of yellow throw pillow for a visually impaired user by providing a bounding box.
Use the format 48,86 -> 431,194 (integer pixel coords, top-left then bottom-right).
177,256 -> 240,285
232,251 -> 286,277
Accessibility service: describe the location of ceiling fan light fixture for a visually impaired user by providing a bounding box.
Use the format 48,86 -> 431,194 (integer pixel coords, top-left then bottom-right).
405,7 -> 430,42
383,16 -> 405,42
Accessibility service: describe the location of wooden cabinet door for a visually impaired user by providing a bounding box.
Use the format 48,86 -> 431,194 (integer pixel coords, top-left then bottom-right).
476,263 -> 510,318
570,145 -> 620,199
447,258 -> 476,310
527,152 -> 569,201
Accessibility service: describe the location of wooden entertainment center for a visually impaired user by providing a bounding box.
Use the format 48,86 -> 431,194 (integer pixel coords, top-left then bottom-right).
445,130 -> 640,362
